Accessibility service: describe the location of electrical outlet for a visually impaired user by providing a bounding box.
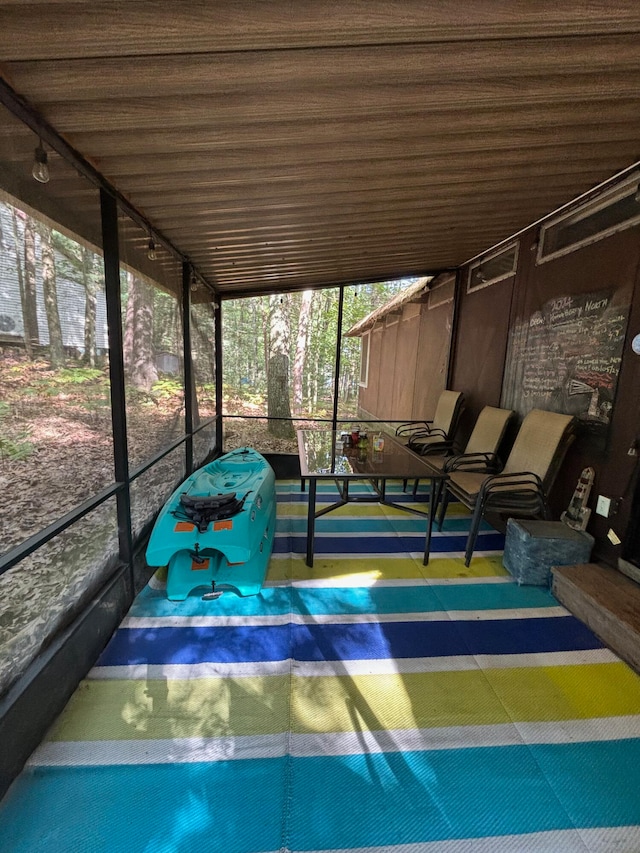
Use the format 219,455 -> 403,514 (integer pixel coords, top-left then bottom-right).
596,495 -> 611,517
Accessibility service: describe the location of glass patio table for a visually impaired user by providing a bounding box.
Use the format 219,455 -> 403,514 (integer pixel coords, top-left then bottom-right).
297,429 -> 449,568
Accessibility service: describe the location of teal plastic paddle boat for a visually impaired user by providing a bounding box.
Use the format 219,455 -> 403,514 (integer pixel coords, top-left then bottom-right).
146,447 -> 276,600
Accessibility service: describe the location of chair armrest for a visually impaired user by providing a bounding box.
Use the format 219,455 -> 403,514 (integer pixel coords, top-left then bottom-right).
408,427 -> 448,448
478,470 -> 544,501
444,452 -> 502,473
396,420 -> 432,437
406,428 -> 433,442
417,439 -> 455,456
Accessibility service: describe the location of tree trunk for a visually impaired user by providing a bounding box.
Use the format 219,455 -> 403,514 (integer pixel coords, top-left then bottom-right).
123,272 -> 158,392
267,295 -> 294,438
10,209 -> 31,357
23,217 -> 40,351
262,303 -> 270,383
292,289 -> 313,413
41,226 -> 65,368
82,248 -> 97,367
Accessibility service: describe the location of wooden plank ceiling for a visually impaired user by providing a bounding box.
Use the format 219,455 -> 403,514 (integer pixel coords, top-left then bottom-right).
1,1 -> 640,297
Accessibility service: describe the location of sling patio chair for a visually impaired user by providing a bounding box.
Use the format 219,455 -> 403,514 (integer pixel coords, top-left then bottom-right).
395,390 -> 465,457
405,404 -> 515,497
437,408 -> 577,566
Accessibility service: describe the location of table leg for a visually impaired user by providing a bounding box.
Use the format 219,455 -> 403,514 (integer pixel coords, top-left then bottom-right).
423,476 -> 437,566
306,477 -> 317,568
301,477 -> 306,492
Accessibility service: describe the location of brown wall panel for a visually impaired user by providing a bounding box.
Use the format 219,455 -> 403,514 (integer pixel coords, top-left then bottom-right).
509,224 -> 640,560
450,272 -> 515,447
378,321 -> 399,419
412,299 -> 453,419
392,313 -> 420,419
595,278 -> 640,565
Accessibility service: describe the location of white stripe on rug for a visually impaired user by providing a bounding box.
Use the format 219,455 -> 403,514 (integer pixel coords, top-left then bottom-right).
86,648 -> 618,681
28,715 -> 640,767
121,607 -> 568,628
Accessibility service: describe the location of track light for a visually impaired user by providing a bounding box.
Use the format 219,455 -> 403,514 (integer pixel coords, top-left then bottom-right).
32,140 -> 49,184
147,238 -> 157,261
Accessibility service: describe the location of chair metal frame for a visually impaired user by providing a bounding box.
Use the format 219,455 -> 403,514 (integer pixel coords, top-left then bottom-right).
396,390 -> 465,457
438,410 -> 577,566
406,404 -> 514,498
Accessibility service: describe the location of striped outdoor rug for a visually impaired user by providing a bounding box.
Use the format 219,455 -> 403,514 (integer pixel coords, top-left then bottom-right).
1,479 -> 640,852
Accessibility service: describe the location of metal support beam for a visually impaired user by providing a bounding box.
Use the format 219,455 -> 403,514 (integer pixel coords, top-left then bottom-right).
215,299 -> 223,453
100,189 -> 133,572
182,262 -> 194,477
446,268 -> 464,390
331,285 -> 345,429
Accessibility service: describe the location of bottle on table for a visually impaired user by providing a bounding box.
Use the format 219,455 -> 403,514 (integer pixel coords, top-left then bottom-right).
373,432 -> 384,452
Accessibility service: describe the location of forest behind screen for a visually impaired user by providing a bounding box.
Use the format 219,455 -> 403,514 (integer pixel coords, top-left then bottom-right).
0,193 -> 414,554
221,280 -> 409,439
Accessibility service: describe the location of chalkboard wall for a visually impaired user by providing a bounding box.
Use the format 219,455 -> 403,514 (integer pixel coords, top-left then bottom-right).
502,289 -> 629,442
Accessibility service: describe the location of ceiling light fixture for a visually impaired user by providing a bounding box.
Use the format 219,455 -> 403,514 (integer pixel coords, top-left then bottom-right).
32,139 -> 50,184
147,238 -> 157,261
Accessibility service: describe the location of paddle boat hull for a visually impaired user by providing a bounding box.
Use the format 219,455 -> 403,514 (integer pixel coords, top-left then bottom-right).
146,447 -> 276,600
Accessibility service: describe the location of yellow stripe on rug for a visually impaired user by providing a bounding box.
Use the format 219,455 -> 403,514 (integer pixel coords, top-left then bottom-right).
44,663 -> 640,742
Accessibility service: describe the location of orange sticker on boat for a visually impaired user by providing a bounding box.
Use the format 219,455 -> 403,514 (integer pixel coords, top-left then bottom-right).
214,520 -> 233,531
226,560 -> 243,567
174,521 -> 195,532
191,558 -> 210,571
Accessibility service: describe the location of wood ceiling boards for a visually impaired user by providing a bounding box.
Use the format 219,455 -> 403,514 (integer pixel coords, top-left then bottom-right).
1,1 -> 640,297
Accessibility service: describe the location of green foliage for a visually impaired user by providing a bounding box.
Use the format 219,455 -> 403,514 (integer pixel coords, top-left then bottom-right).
124,386 -> 158,408
55,367 -> 105,385
0,402 -> 34,461
23,366 -> 110,399
151,377 -> 184,400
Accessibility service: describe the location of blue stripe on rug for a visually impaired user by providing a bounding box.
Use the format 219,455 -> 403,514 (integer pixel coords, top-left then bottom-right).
130,585 -> 294,618
129,583 -> 558,619
97,616 -> 602,666
293,616 -> 602,661
273,531 -> 505,554
288,740 -> 640,849
291,584 -> 558,616
275,516 -> 488,533
4,740 -> 640,852
0,760 -> 286,853
280,491 -> 432,504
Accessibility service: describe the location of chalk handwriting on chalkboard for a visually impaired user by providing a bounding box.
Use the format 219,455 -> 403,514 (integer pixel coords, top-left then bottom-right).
502,290 -> 630,434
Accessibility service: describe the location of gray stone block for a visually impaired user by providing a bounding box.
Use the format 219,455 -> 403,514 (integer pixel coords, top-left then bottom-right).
503,518 -> 594,586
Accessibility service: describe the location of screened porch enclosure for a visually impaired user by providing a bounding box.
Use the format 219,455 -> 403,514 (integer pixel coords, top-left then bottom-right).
2,2 -> 640,849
